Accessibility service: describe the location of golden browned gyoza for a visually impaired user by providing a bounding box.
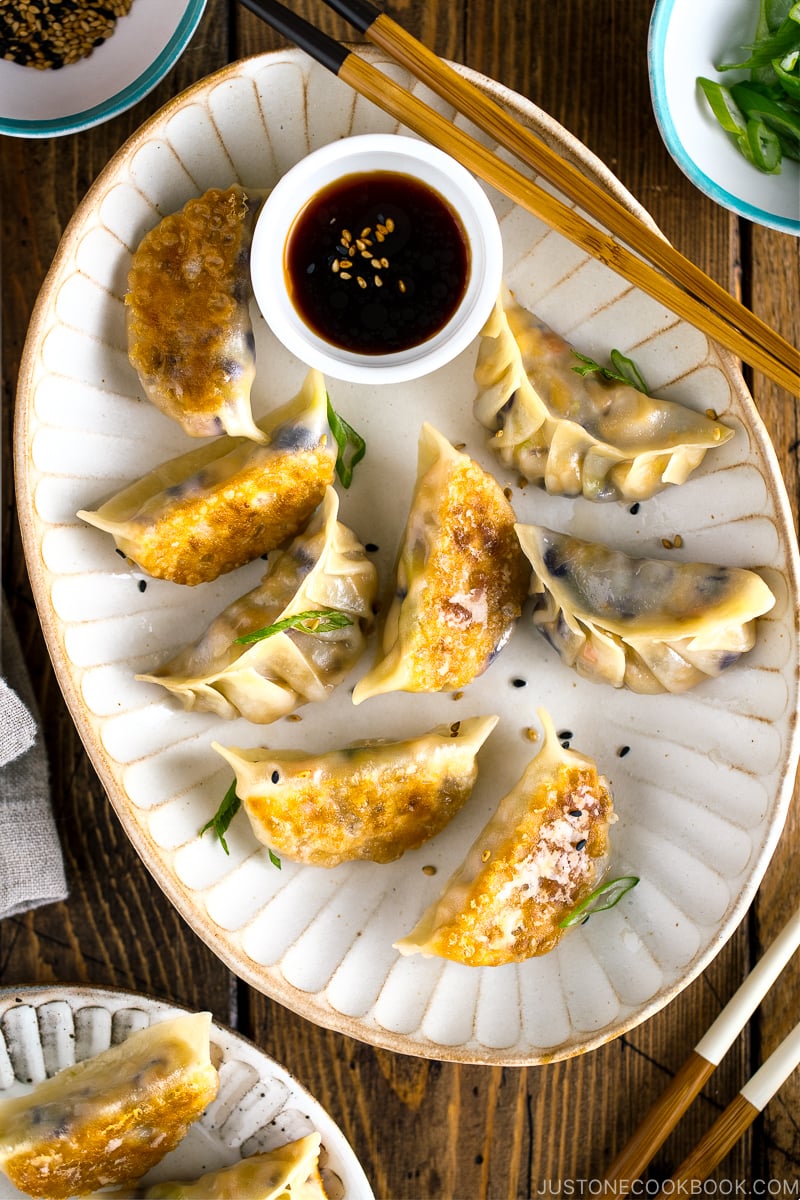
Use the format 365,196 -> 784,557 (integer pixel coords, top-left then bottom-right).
137,488 -> 378,723
517,523 -> 776,693
474,285 -> 734,501
104,1133 -> 329,1199
126,184 -> 266,442
213,715 -> 498,867
77,370 -> 337,586
395,710 -> 616,966
352,423 -> 530,703
0,1013 -> 218,1200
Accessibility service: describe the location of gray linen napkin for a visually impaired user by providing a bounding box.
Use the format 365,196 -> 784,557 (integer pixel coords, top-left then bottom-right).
0,595 -> 68,918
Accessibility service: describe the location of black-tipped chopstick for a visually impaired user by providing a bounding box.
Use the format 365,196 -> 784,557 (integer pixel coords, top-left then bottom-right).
238,0 -> 800,397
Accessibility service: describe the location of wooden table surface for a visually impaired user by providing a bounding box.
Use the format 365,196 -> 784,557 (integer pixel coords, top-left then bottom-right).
2,0 -> 800,1194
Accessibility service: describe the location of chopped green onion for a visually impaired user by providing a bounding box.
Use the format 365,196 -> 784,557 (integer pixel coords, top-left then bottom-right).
571,350 -> 649,393
234,608 -> 353,646
559,875 -> 640,928
746,116 -> 783,169
199,781 -> 241,855
697,77 -> 748,136
268,848 -> 282,870
327,396 -> 366,488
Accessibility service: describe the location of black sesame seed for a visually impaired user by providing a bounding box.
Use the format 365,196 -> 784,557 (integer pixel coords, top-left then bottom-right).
365,543 -> 379,553
617,745 -> 631,757
115,548 -> 126,558
558,730 -> 573,741
569,809 -> 582,818
270,770 -> 280,783
511,677 -> 527,688
629,502 -> 640,515
575,838 -> 587,851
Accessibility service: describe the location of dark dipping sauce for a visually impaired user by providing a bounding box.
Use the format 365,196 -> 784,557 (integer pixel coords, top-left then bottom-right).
285,170 -> 470,355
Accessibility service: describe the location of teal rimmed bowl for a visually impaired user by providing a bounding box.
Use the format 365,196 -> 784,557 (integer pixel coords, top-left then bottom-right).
649,0 -> 800,235
0,0 -> 207,139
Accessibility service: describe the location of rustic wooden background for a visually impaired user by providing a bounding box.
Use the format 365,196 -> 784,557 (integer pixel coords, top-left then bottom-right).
2,0 -> 799,1193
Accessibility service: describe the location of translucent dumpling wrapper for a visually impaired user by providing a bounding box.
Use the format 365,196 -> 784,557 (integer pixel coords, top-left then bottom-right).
473,286 -> 734,502
213,715 -> 498,866
77,369 -> 337,586
517,523 -> 776,694
352,423 -> 530,703
111,1133 -> 329,1199
0,1012 -> 219,1200
126,184 -> 267,442
137,488 -> 378,723
395,709 -> 616,965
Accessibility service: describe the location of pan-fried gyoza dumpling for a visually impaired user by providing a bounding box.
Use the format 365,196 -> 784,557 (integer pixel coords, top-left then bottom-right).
352,423 -> 529,704
137,488 -> 377,723
0,1013 -> 218,1200
395,709 -> 615,965
213,715 -> 498,866
473,286 -> 733,502
517,523 -> 775,693
118,1134 -> 328,1199
126,184 -> 266,442
77,370 -> 337,586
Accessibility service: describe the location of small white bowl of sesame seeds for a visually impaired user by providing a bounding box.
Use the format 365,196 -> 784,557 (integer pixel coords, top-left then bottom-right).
250,134 -> 503,385
0,0 -> 206,138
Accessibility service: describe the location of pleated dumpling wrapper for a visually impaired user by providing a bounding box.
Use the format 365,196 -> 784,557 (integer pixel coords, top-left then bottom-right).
104,1133 -> 328,1199
126,184 -> 266,442
352,423 -> 530,703
473,286 -> 733,502
77,369 -> 337,586
395,709 -> 616,965
0,1012 -> 219,1200
517,523 -> 775,694
213,715 -> 498,866
137,488 -> 378,723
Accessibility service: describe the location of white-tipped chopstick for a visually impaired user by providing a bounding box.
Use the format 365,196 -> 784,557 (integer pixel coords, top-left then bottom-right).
664,1018 -> 800,1188
603,902 -> 800,1185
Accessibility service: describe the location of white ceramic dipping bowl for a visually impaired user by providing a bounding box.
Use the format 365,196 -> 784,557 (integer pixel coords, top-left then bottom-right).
250,134 -> 503,384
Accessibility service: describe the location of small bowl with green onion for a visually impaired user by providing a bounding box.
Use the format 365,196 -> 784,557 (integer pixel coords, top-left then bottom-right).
649,0 -> 800,234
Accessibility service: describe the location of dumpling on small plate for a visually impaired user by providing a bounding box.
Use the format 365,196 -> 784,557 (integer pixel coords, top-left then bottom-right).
0,1012 -> 218,1200
213,715 -> 498,866
110,1133 -> 328,1199
126,184 -> 266,442
137,487 -> 378,723
395,709 -> 616,965
352,423 -> 530,704
474,286 -> 733,502
77,369 -> 337,586
517,523 -> 776,693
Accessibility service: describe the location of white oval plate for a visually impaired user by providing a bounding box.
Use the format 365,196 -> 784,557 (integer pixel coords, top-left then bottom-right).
649,0 -> 800,234
14,50 -> 800,1065
0,985 -> 373,1198
0,0 -> 207,139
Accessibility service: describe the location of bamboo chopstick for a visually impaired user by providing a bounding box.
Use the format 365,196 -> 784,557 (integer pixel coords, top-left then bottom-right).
604,902 -> 800,1186
238,0 -> 800,397
321,0 -> 798,391
665,1018 -> 800,1189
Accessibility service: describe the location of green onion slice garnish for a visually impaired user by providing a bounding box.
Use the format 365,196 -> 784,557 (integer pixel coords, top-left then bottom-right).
571,350 -> 649,393
559,875 -> 640,928
199,780 -> 241,856
327,396 -> 366,488
234,608 -> 353,646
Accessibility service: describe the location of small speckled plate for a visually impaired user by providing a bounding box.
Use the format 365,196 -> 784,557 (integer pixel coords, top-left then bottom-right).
0,0 -> 207,139
14,49 -> 800,1065
0,985 -> 373,1199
